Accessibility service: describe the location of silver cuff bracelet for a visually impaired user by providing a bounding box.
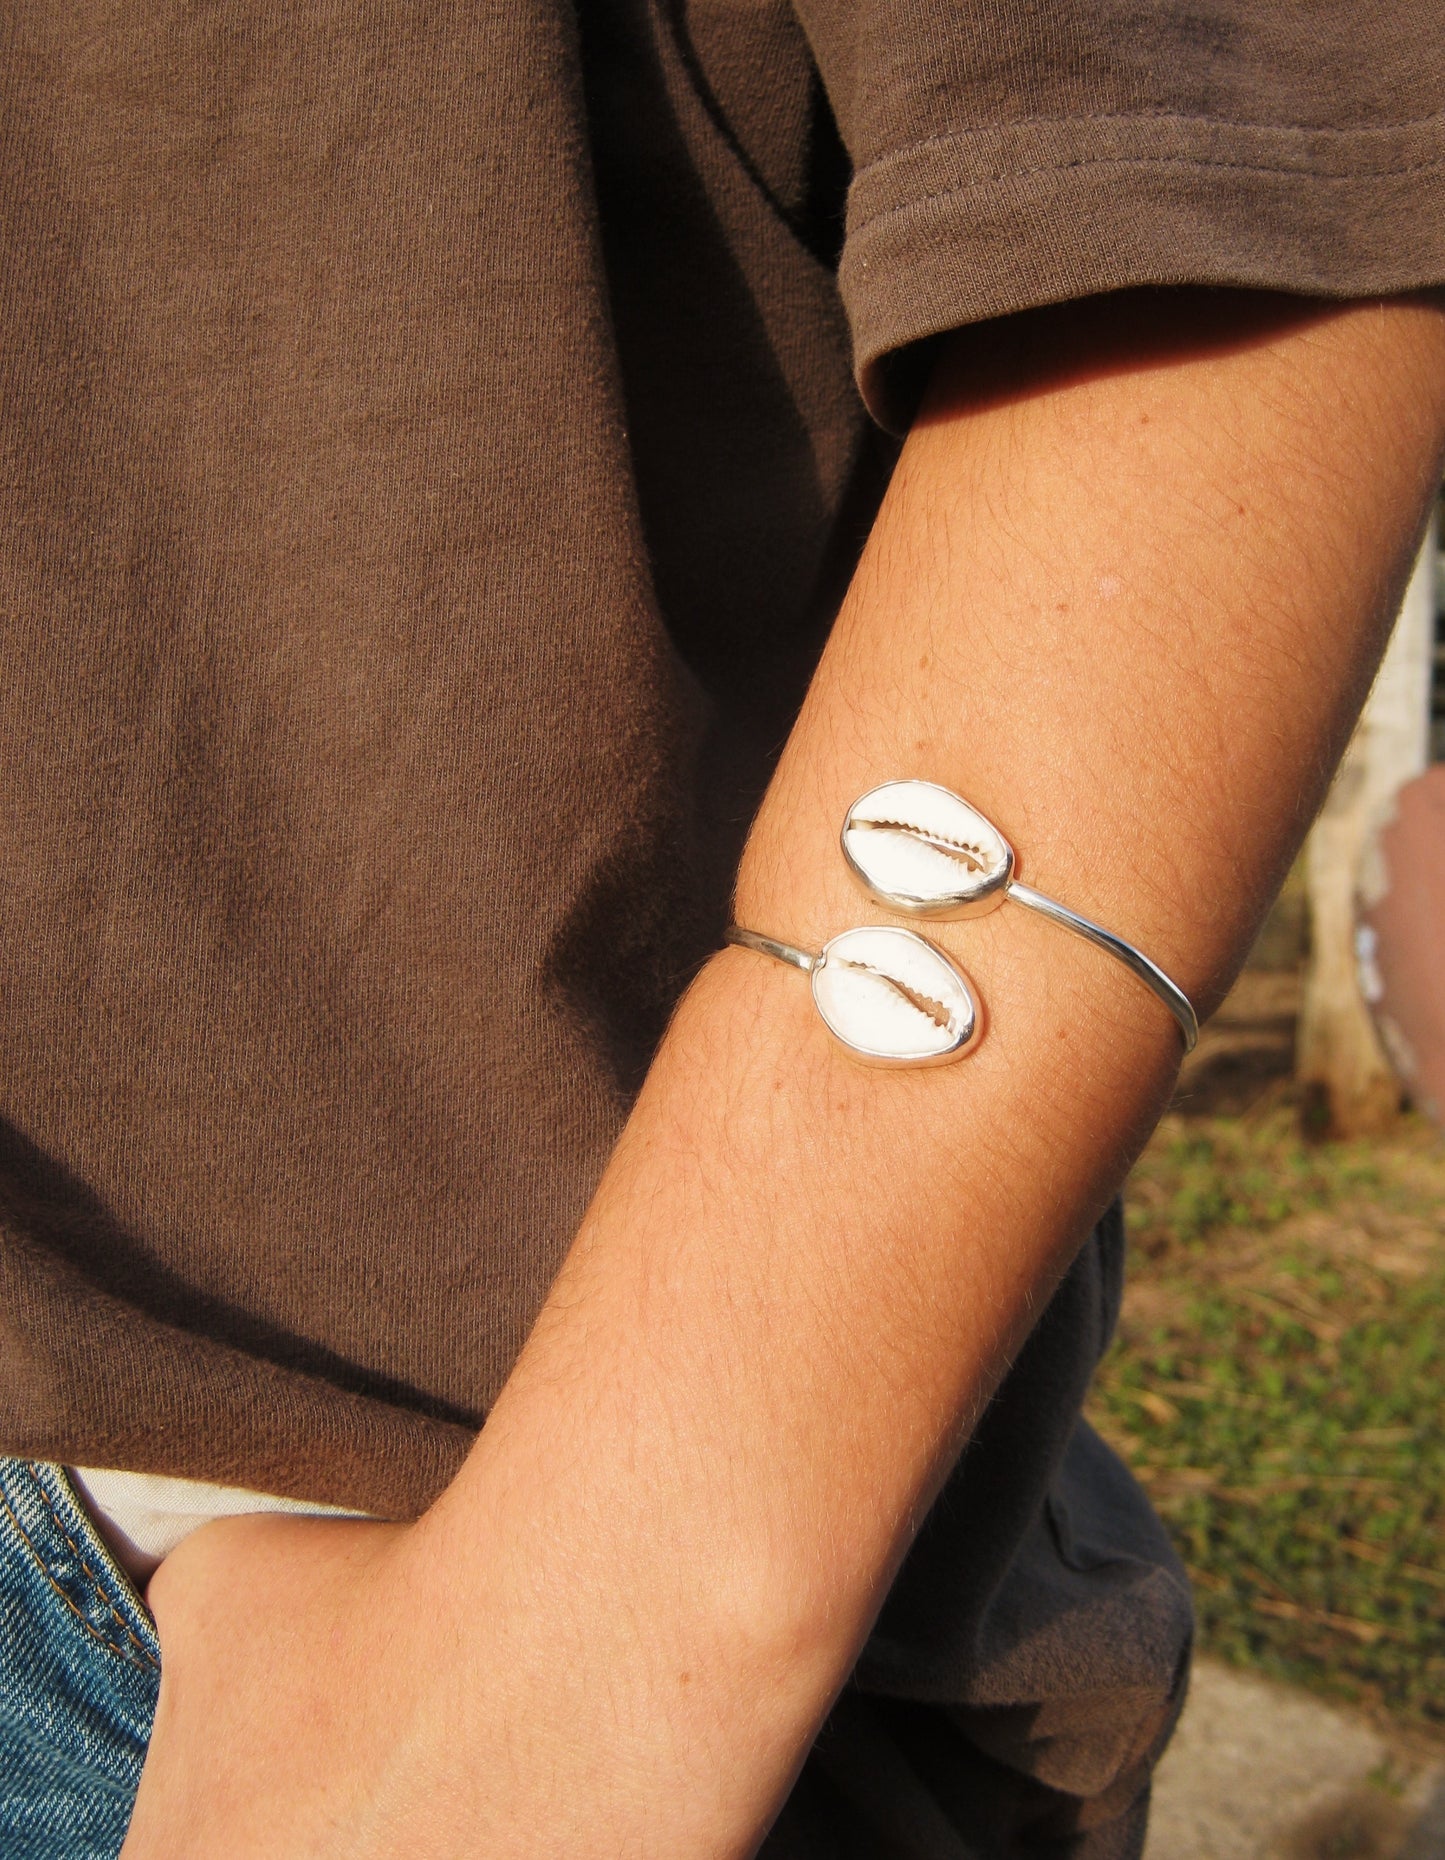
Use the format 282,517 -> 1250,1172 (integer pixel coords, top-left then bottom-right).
726,780 -> 1198,1067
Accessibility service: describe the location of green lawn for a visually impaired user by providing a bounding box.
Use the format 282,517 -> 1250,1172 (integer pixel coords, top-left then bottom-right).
1090,1104 -> 1445,1733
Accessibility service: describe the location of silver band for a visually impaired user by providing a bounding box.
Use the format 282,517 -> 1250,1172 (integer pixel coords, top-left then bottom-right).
1005,883 -> 1198,1052
724,925 -> 817,974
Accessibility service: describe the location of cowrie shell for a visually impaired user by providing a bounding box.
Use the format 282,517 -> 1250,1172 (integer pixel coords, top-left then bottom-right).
842,780 -> 1014,917
811,926 -> 979,1065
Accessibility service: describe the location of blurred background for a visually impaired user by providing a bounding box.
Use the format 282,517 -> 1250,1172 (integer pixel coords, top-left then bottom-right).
1100,489 -> 1445,1860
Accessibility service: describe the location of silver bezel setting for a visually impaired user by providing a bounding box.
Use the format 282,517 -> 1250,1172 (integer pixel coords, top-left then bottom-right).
841,779 -> 1014,918
810,926 -> 980,1067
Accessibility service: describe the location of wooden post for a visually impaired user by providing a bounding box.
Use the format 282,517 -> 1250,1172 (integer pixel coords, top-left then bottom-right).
1297,512 -> 1439,1134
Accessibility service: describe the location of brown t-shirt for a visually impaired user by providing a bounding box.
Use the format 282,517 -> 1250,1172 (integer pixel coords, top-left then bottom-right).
1,0 -> 1441,1830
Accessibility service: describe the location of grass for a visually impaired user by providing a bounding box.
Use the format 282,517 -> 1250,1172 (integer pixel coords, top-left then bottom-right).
1089,1100 -> 1445,1734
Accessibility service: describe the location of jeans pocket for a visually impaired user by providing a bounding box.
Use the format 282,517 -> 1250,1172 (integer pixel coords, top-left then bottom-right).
0,1458 -> 160,1859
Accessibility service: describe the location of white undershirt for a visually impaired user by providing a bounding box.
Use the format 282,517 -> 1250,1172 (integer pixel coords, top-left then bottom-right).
69,1466 -> 366,1584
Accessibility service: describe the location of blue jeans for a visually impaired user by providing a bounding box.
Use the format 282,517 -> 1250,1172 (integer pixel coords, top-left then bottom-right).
0,1459 -> 158,1858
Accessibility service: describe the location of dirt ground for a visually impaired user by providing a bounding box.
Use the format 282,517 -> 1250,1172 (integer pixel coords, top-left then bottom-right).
1149,1659 -> 1445,1860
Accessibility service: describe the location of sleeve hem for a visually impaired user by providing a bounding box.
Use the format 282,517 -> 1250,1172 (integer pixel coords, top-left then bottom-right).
841,113 -> 1445,430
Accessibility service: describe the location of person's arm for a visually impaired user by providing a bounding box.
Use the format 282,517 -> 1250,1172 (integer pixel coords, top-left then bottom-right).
123,289 -> 1445,1858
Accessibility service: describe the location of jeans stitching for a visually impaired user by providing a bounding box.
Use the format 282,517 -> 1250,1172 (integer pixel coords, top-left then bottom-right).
30,1473 -> 159,1666
0,1478 -> 159,1673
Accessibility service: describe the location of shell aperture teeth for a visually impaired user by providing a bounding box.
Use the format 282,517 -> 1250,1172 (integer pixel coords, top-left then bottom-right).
811,925 -> 978,1065
849,816 -> 989,873
833,958 -> 958,1033
842,780 -> 1013,916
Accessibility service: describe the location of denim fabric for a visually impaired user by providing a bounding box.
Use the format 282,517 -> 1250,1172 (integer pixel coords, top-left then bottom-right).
0,1459 -> 157,1858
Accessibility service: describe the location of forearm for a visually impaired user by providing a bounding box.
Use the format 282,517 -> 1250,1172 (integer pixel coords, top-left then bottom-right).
409,292 -> 1445,1852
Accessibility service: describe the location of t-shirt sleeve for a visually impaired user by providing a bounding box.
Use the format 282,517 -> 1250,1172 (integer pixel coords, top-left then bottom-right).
792,0 -> 1445,426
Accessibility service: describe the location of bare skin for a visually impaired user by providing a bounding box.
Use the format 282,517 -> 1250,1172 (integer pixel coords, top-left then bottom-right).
121,289 -> 1445,1858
